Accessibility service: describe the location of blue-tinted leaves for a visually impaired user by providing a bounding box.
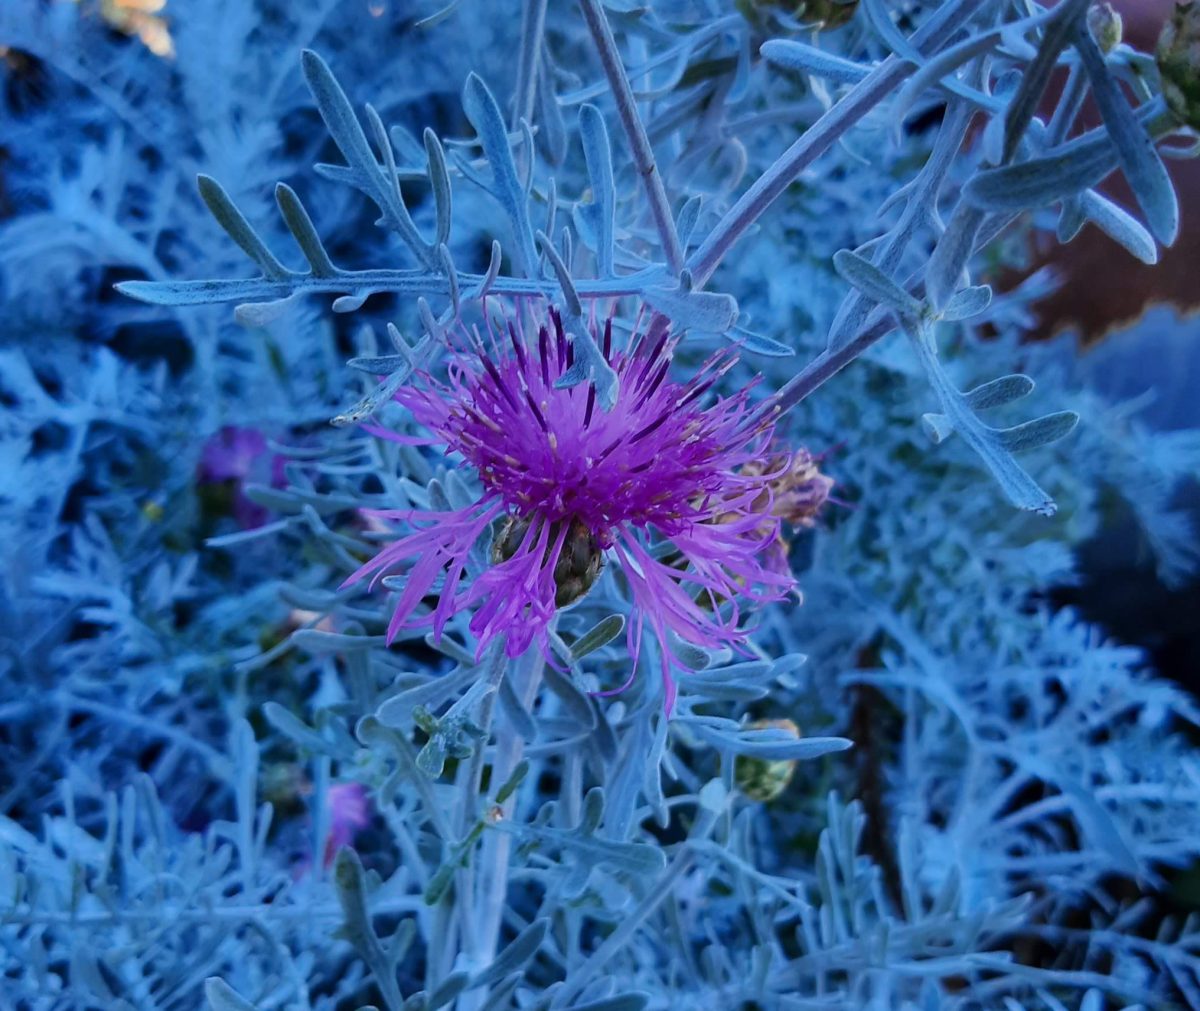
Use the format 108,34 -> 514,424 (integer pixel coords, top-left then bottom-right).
234,292 -> 303,328
424,127 -> 452,248
759,39 -> 869,85
428,972 -> 471,1009
263,701 -> 357,760
962,373 -> 1035,411
725,325 -> 794,357
569,614 -> 625,662
941,285 -> 992,321
996,411 -> 1081,453
832,249 -> 922,321
411,703 -> 487,778
894,25 -> 1010,123
966,93 -> 1176,250
1002,0 -> 1091,163
921,412 -> 956,444
349,324 -> 418,373
204,978 -> 259,1011
494,760 -> 529,806
274,183 -> 336,278
687,719 -> 852,761
334,325 -> 436,426
334,849 -> 409,1010
470,918 -> 548,988
568,996 -> 650,1011
498,669 -> 538,739
116,277 -> 284,306
554,322 -> 620,411
537,56 -> 568,166
196,175 -> 288,280
641,281 -> 739,334
579,104 -> 616,277
860,0 -> 990,109
537,230 -> 582,318
681,654 -> 806,703
541,662 -> 599,730
1076,190 -> 1158,264
511,786 -> 666,887
332,367 -> 420,426
963,130 -> 1120,212
301,50 -> 435,268
909,326 -> 1078,515
1074,28 -> 1179,246
925,204 -> 986,312
462,73 -> 539,278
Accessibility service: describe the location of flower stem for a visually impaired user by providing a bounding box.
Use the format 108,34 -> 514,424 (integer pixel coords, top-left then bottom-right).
424,641 -> 508,994
463,637 -> 550,1009
512,0 -> 549,130
579,0 -> 685,275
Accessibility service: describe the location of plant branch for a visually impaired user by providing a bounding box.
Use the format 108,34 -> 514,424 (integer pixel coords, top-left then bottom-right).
513,0 -> 550,129
687,0 -> 995,288
578,0 -> 685,275
762,211 -> 1019,417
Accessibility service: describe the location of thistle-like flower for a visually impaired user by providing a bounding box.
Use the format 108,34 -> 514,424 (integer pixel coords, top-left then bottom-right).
346,304 -> 796,709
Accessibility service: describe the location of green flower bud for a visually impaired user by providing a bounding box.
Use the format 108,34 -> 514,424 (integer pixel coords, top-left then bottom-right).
492,515 -> 605,608
1087,3 -> 1123,55
1158,2 -> 1200,131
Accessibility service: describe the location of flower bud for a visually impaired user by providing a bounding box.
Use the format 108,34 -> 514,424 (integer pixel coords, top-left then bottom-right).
1158,2 -> 1200,130
492,515 -> 605,608
260,762 -> 310,814
744,448 -> 835,529
1087,3 -> 1122,55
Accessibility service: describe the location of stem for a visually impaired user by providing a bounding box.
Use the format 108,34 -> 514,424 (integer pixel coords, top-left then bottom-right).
461,644 -> 548,1011
117,264 -> 669,310
687,0 -> 996,288
473,650 -> 547,961
552,849 -> 696,1008
579,0 -> 685,275
443,643 -> 507,982
1046,62 -> 1088,147
512,0 -> 549,129
423,642 -> 507,994
826,97 -> 975,351
550,793 -> 724,1007
764,211 -> 1020,417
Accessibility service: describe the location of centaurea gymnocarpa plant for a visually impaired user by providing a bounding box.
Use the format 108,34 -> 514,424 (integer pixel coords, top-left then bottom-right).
346,301 -> 794,710
7,0 -> 1200,1007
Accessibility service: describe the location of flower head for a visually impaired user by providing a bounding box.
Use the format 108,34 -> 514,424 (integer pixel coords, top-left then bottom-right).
346,304 -> 794,710
323,782 -> 370,868
737,446 -> 836,579
198,426 -> 286,529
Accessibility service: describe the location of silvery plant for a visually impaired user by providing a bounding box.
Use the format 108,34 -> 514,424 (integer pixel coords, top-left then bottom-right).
3,0 -> 1200,1008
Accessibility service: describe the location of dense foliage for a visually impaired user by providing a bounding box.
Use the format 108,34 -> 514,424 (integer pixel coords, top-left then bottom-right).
3,1 -> 1200,1008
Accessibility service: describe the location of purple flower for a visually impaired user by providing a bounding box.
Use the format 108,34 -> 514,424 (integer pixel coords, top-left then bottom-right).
323,782 -> 370,867
345,305 -> 794,710
198,426 -> 286,528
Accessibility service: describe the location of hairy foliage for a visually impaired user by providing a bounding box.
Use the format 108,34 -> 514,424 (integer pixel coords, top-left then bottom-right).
2,1 -> 1199,1009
